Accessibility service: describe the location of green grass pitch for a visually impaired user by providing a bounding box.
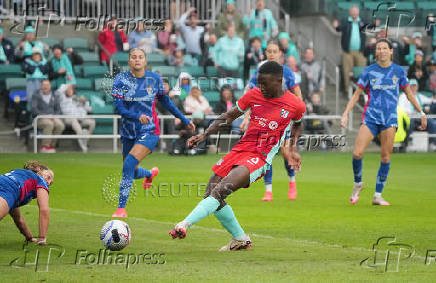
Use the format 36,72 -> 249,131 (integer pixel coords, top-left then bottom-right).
1,152 -> 435,282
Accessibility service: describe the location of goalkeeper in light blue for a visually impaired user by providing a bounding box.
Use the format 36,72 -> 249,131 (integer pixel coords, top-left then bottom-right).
111,48 -> 195,218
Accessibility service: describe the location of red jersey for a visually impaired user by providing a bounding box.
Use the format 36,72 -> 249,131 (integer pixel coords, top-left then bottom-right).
234,88 -> 306,164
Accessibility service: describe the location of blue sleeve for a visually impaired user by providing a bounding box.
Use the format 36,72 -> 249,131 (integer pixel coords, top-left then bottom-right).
157,94 -> 190,125
36,175 -> 49,192
357,68 -> 369,89
249,69 -> 258,88
284,67 -> 297,89
398,66 -> 409,89
112,74 -> 141,120
155,74 -> 166,97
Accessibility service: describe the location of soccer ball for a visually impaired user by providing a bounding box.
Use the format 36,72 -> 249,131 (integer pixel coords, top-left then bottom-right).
100,220 -> 131,251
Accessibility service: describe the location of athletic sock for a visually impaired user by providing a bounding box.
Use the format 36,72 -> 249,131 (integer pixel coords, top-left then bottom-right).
284,159 -> 295,181
184,196 -> 220,226
374,192 -> 382,198
265,184 -> 272,192
118,154 -> 139,208
214,205 -> 245,239
352,157 -> 363,183
134,166 -> 152,179
375,161 -> 390,194
264,166 -> 273,185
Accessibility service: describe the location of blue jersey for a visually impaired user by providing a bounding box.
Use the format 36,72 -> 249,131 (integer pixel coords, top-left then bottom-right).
249,63 -> 298,91
357,63 -> 409,126
112,71 -> 190,139
0,169 -> 49,209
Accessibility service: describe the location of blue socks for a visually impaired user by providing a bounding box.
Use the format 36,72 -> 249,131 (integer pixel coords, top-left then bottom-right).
284,159 -> 295,177
214,205 -> 245,239
376,161 -> 390,193
134,167 -> 152,179
352,157 -> 363,183
184,196 -> 220,226
264,166 -> 273,185
118,154 -> 139,208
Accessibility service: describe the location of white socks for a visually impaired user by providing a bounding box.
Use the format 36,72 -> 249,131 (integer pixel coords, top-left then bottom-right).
265,184 -> 272,192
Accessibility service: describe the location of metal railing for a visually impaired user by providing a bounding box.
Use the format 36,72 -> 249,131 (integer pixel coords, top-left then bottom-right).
32,114 -> 345,153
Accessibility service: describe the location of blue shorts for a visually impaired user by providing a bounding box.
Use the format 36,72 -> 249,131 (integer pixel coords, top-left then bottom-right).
121,133 -> 160,157
363,120 -> 397,137
0,177 -> 19,212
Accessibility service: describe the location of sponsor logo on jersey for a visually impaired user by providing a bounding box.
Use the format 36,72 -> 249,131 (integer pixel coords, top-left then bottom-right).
269,121 -> 278,130
280,109 -> 289,118
392,75 -> 398,84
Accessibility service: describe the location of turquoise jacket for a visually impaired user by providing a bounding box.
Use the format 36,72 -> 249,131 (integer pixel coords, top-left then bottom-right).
23,57 -> 49,80
214,35 -> 245,70
51,54 -> 76,85
243,8 -> 278,48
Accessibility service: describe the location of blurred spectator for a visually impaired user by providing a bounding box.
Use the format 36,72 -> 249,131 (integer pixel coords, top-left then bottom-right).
14,26 -> 47,62
426,14 -> 436,53
428,60 -> 436,93
399,79 -> 432,117
278,32 -> 300,63
305,92 -> 332,134
31,79 -> 65,153
214,84 -> 243,134
128,18 -> 157,54
407,50 -> 428,91
158,19 -> 177,55
403,32 -> 425,66
244,37 -> 264,81
300,48 -> 325,101
23,46 -> 50,102
0,27 -> 15,64
170,0 -> 187,20
184,85 -> 213,115
169,49 -> 185,67
216,0 -> 245,38
214,25 -> 245,78
364,29 -> 403,65
202,33 -> 217,67
50,44 -> 76,86
98,16 -> 129,64
393,106 -> 410,152
58,84 -> 94,153
286,55 -> 301,85
157,78 -> 185,135
179,7 -> 204,61
65,47 -> 83,66
333,5 -> 367,93
172,72 -> 193,101
243,0 -> 278,49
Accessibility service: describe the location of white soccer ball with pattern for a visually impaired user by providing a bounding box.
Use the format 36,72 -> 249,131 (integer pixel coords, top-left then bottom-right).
100,220 -> 131,251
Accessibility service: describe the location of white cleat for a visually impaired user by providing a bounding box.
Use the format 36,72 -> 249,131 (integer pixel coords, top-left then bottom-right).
219,235 -> 252,251
350,182 -> 364,204
372,196 -> 391,206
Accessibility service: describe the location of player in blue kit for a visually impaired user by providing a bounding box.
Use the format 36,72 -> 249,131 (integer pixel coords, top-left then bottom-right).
0,160 -> 54,245
341,39 -> 427,205
241,40 -> 303,201
111,48 -> 195,218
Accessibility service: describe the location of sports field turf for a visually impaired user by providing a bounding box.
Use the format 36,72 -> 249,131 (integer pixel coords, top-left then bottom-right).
1,152 -> 435,282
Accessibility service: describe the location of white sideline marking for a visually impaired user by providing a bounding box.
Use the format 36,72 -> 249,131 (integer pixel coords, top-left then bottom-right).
29,205 -> 426,260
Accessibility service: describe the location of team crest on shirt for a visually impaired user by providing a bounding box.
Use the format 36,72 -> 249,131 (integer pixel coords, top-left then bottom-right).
280,109 -> 289,118
216,158 -> 223,166
269,121 -> 278,130
146,87 -> 153,95
392,75 -> 398,84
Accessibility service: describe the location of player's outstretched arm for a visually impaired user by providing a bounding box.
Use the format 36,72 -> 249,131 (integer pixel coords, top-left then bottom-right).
284,122 -> 303,171
9,208 -> 36,242
36,188 -> 50,245
157,94 -> 195,132
403,85 -> 427,130
187,107 -> 243,148
341,87 -> 364,128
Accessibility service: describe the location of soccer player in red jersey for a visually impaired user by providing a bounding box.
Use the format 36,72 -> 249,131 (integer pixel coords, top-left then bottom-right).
169,61 -> 306,251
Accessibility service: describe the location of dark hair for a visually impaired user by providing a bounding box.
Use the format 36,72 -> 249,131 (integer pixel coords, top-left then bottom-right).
129,48 -> 146,58
375,38 -> 393,49
220,84 -> 234,100
267,40 -> 280,48
258,61 -> 283,77
52,44 -> 64,52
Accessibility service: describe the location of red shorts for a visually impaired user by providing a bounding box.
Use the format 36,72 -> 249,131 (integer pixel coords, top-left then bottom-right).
212,150 -> 270,187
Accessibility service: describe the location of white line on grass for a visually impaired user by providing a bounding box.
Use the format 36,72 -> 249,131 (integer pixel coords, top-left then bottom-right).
30,205 -> 426,260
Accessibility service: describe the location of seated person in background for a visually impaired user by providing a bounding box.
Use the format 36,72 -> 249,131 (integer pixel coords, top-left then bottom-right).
158,19 -> 177,55
23,46 -> 50,102
50,45 -> 76,86
305,92 -> 332,134
278,32 -> 299,63
157,78 -> 185,135
65,47 -> 83,66
98,16 -> 129,64
428,60 -> 436,93
214,84 -> 243,134
0,27 -> 15,64
58,84 -> 94,153
300,48 -> 325,101
172,72 -> 193,101
128,17 -> 157,54
168,49 -> 185,67
286,55 -> 301,85
184,85 -> 213,118
408,50 -> 429,91
14,26 -> 48,62
244,37 -> 264,81
31,79 -> 65,153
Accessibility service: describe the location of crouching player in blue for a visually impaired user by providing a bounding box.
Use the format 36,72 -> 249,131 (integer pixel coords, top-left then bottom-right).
0,160 -> 54,245
112,48 -> 195,218
341,39 -> 427,205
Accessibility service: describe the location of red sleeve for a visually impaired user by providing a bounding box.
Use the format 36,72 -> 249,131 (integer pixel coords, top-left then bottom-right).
120,31 -> 128,43
292,99 -> 306,122
236,88 -> 256,113
98,30 -> 106,44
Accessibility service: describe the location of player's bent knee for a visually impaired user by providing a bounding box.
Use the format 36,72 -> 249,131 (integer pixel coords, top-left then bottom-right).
352,152 -> 364,160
